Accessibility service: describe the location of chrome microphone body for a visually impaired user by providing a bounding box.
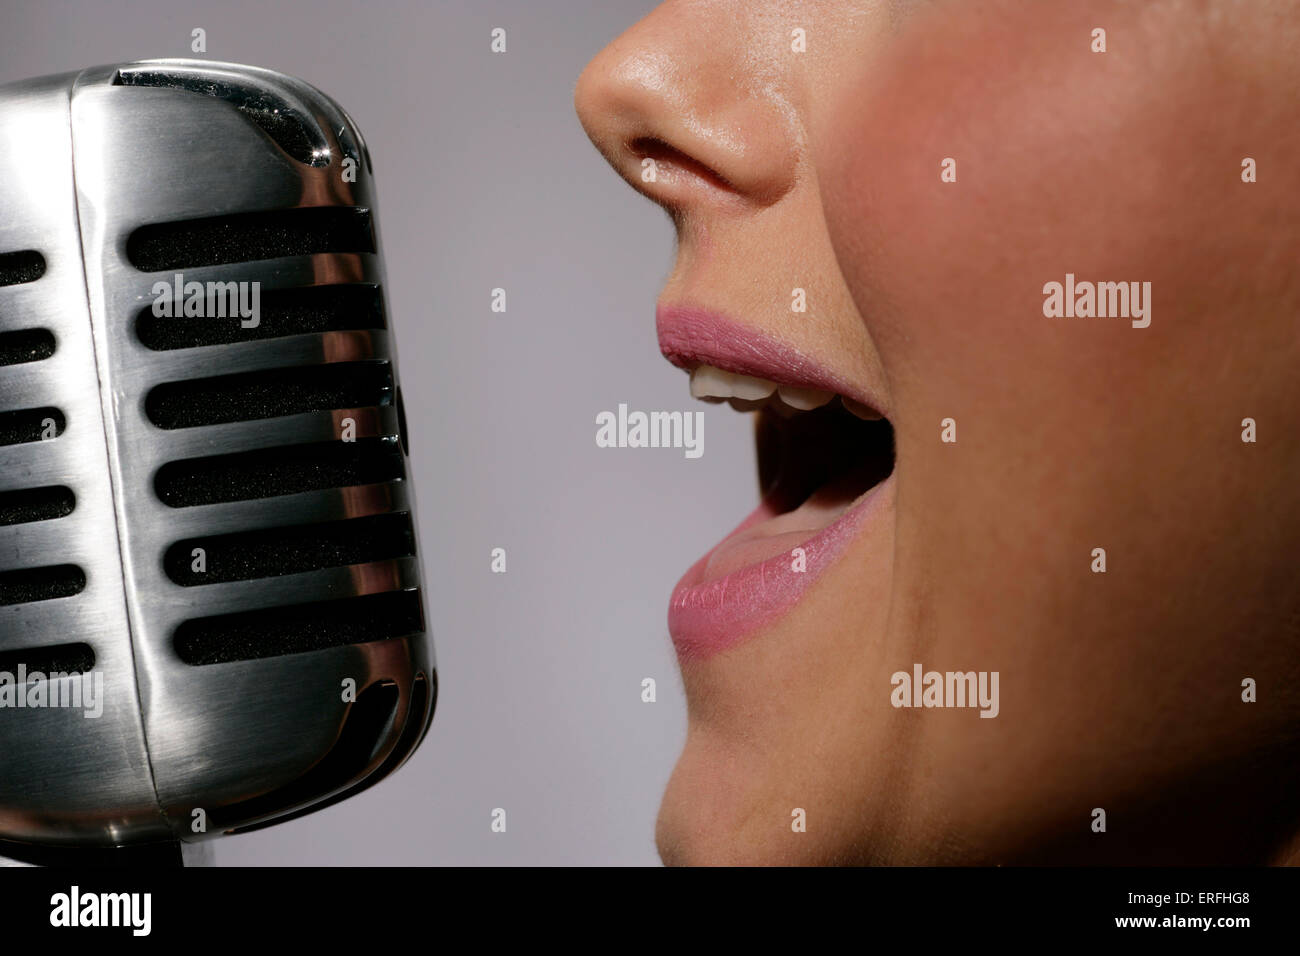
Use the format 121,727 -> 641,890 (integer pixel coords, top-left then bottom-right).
0,60 -> 434,857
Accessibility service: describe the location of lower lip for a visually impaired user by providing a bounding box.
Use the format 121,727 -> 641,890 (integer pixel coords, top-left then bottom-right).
667,475 -> 893,661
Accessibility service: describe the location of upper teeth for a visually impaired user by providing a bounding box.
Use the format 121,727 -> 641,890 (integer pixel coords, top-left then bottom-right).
775,385 -> 834,410
687,364 -> 880,419
688,365 -> 775,401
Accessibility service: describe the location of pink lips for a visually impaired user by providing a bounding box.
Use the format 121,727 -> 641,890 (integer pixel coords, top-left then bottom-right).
667,481 -> 889,661
657,305 -> 890,661
656,304 -> 887,414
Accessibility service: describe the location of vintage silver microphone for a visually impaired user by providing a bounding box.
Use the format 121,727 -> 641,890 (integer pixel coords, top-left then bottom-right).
0,59 -> 435,863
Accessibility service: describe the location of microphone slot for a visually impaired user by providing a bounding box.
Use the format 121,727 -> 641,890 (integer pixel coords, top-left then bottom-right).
0,250 -> 46,287
0,329 -> 56,367
145,361 -> 392,429
154,437 -> 405,508
0,407 -> 65,446
0,642 -> 95,675
0,564 -> 86,607
136,284 -> 385,350
0,485 -> 75,527
164,512 -> 416,586
125,206 -> 374,271
173,589 -> 425,665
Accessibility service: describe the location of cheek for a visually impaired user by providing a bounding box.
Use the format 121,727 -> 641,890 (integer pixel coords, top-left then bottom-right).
829,7 -> 1154,382
819,0 -> 1284,523
823,0 -> 1293,419
815,0 -> 1300,794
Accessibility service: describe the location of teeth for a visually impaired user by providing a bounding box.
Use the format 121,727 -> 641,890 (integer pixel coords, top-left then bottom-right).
689,365 -> 778,401
688,364 -> 877,419
730,375 -> 777,401
689,365 -> 737,399
776,385 -> 834,410
841,396 -> 883,420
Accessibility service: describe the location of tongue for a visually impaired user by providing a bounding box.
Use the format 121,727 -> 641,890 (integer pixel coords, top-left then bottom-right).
701,466 -> 877,583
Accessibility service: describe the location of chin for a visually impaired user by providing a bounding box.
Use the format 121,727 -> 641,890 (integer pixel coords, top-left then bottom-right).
655,726 -> 852,867
655,740 -> 781,867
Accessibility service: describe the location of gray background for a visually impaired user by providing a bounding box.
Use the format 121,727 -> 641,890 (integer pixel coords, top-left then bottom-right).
0,0 -> 761,864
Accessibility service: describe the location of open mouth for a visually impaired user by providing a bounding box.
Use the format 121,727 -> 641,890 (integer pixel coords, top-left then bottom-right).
658,306 -> 896,659
689,366 -> 895,582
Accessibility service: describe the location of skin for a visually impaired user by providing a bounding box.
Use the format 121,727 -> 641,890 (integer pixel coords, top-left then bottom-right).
575,0 -> 1300,864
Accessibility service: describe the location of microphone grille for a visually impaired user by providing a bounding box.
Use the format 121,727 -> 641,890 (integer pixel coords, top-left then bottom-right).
0,60 -> 434,850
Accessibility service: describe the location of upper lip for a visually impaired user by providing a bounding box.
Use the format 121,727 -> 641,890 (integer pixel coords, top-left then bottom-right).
655,304 -> 889,418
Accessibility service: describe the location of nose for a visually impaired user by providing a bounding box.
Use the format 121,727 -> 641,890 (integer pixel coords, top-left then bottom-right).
574,6 -> 800,215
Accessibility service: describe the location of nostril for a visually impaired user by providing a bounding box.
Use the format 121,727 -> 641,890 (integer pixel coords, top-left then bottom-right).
628,136 -> 740,195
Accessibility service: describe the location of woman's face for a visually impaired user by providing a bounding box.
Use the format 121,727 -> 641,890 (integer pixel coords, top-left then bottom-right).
576,0 -> 1300,864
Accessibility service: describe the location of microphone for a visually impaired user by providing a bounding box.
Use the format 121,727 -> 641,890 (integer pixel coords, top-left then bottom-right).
0,59 -> 435,863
